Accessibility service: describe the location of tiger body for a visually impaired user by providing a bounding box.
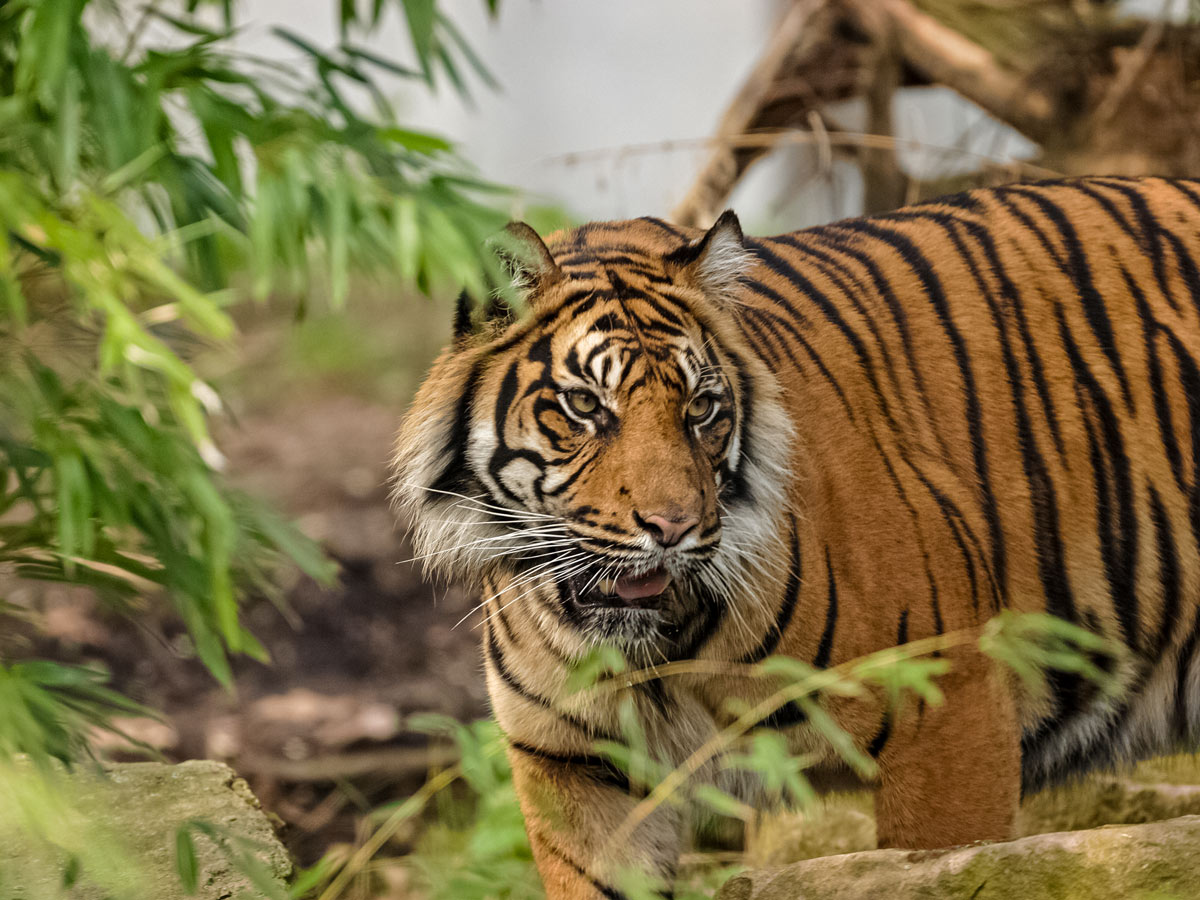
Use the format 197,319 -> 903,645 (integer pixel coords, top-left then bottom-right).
392,176 -> 1200,899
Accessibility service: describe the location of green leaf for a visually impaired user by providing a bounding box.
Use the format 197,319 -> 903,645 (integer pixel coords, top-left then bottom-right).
61,853 -> 82,888
436,10 -> 500,91
565,643 -> 628,694
379,125 -> 453,154
692,784 -> 754,821
0,0 -> 514,774
175,827 -> 199,894
401,0 -> 437,79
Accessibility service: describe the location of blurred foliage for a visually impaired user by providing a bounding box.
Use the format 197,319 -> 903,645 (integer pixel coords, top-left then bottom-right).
0,0 -> 514,891
911,0 -> 1117,71
0,755 -> 151,900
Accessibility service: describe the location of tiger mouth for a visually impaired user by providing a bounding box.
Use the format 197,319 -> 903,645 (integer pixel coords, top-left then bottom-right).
566,565 -> 672,610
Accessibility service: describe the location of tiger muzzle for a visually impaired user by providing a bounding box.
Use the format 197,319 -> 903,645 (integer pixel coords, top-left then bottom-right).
567,565 -> 672,610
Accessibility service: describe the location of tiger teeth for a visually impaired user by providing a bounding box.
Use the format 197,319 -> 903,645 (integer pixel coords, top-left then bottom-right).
598,577 -> 617,595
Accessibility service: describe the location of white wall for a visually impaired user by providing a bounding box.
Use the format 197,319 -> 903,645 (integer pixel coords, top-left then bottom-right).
233,1 -> 1063,231
237,0 -> 777,222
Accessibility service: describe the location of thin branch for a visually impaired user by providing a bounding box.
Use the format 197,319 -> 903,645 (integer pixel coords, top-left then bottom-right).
605,629 -> 978,853
670,0 -> 838,227
237,744 -> 459,782
538,129 -> 1058,181
1093,14 -> 1168,125
121,1 -> 164,63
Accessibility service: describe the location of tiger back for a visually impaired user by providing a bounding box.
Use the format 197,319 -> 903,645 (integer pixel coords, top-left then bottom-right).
391,176 -> 1200,900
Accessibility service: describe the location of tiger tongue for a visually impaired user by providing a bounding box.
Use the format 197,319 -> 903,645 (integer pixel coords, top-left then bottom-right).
615,568 -> 670,601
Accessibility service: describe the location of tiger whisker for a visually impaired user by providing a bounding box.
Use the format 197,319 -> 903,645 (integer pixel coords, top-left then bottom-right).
399,482 -> 558,520
457,554 -> 585,629
402,531 -> 575,566
476,554 -> 599,630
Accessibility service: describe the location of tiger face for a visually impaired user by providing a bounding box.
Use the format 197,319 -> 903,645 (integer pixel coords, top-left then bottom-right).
393,213 -> 793,654
467,284 -> 740,645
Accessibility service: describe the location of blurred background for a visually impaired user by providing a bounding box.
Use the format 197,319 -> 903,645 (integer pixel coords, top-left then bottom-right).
3,0 -> 1200,897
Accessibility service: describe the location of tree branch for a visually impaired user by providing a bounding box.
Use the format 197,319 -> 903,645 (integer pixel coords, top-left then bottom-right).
671,0 -> 842,227
847,0 -> 1056,142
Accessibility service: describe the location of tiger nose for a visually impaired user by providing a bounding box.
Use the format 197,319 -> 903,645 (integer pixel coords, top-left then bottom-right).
634,512 -> 700,548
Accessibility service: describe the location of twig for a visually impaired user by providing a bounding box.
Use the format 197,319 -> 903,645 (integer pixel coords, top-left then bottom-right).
1093,14 -> 1168,125
238,744 -> 459,782
848,0 -> 1055,142
539,130 -> 1059,180
670,0 -> 837,227
316,762 -> 465,900
121,2 -> 164,63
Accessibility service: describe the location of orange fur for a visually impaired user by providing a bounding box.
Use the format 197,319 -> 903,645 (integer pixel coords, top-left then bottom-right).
393,177 -> 1200,898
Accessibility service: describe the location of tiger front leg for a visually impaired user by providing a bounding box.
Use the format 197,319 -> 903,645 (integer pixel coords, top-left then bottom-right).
507,743 -> 682,900
873,654 -> 1021,849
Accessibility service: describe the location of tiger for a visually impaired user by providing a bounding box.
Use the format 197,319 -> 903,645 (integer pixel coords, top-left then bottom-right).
391,176 -> 1200,900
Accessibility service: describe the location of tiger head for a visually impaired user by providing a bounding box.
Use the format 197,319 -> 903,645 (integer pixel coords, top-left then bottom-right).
392,213 -> 793,655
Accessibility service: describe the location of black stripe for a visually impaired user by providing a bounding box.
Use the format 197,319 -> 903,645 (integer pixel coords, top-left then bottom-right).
1162,178 -> 1200,213
776,234 -> 923,432
944,212 -> 1080,625
1056,305 -> 1140,649
1005,185 -> 1134,410
867,714 -> 891,758
1096,178 -> 1200,317
919,209 -> 1067,460
867,609 -> 911,758
1148,484 -> 1181,660
509,739 -> 636,795
750,303 -> 856,422
538,838 -> 629,900
741,528 -> 802,663
1173,606 -> 1200,741
814,548 -> 838,669
836,218 -> 1009,603
1161,332 -> 1200,565
485,625 -> 610,739
746,238 -> 898,429
755,701 -> 809,730
638,216 -> 687,238
429,359 -> 484,498
906,461 -> 987,614
670,581 -> 729,660
1127,263 -> 1186,492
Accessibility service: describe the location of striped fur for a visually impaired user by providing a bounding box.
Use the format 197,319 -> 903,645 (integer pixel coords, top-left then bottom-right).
392,176 -> 1200,899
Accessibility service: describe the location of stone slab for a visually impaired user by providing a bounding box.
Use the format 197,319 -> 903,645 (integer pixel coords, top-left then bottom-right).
718,814 -> 1200,900
0,759 -> 290,900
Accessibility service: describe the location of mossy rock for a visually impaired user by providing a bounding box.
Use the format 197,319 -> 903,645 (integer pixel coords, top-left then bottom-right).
0,759 -> 290,900
718,814 -> 1200,899
746,757 -> 1200,869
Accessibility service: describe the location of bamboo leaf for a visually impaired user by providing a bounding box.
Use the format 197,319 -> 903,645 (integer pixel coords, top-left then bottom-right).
175,827 -> 199,894
401,0 -> 437,79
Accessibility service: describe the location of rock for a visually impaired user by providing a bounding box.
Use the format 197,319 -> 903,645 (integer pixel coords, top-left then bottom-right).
716,814 -> 1200,899
1020,777 -> 1200,835
744,760 -> 1200,870
746,796 -> 875,868
0,759 -> 291,899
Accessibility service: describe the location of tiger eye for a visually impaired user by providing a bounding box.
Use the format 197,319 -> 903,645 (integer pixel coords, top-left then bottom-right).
687,395 -> 714,420
567,390 -> 600,415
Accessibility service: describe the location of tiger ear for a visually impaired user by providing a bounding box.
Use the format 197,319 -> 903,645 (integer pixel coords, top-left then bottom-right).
665,210 -> 752,305
452,288 -> 474,344
489,221 -> 564,303
452,287 -> 518,345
